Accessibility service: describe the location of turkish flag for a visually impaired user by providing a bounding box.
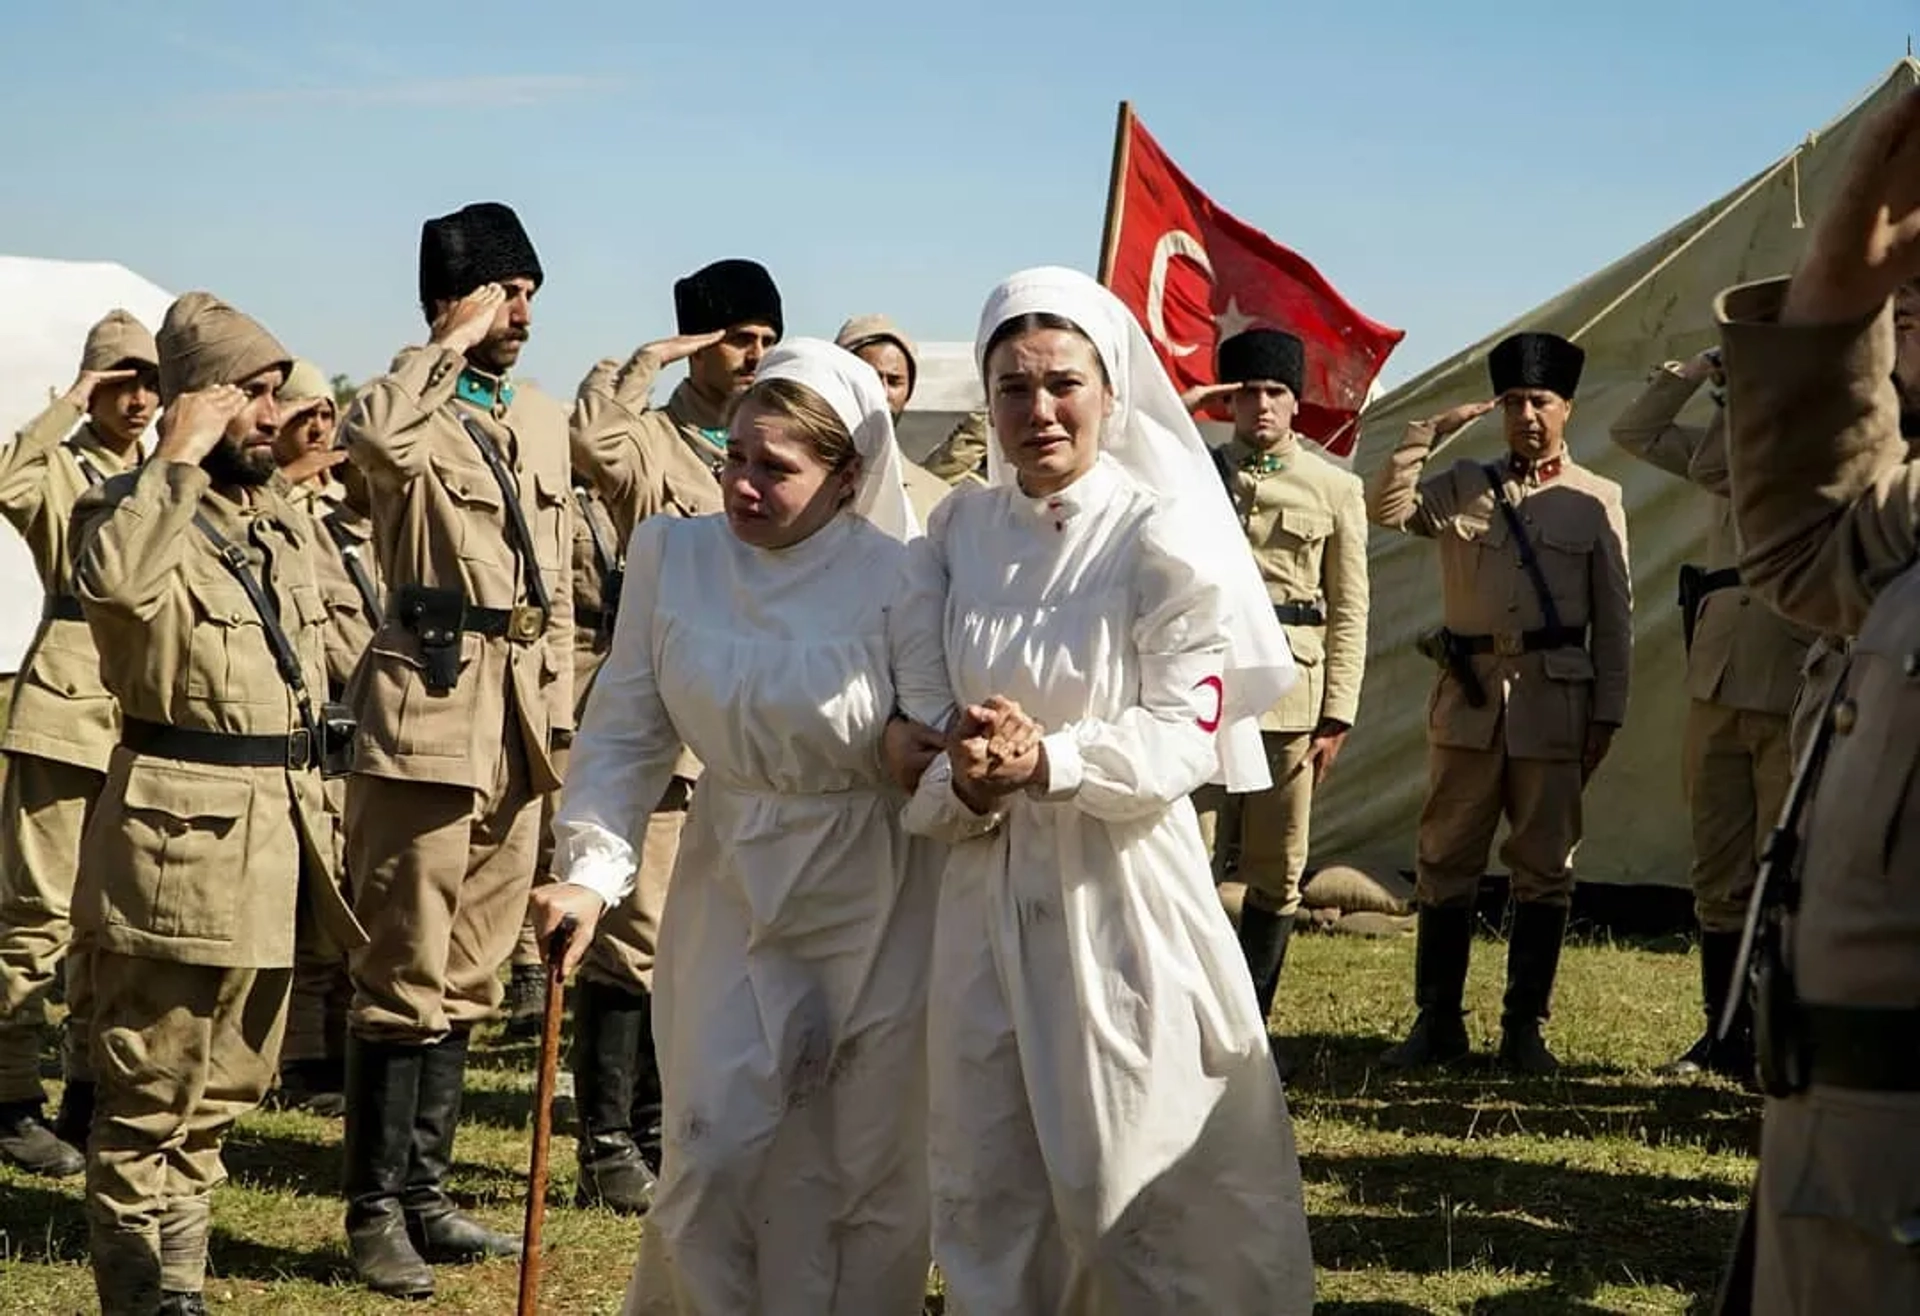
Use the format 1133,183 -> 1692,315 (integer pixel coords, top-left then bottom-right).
1102,111 -> 1404,461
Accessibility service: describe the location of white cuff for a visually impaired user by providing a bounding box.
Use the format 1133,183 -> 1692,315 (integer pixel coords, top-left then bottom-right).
554,822 -> 636,907
1032,729 -> 1083,801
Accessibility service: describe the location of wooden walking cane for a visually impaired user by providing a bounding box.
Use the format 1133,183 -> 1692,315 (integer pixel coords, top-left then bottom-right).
518,913 -> 577,1316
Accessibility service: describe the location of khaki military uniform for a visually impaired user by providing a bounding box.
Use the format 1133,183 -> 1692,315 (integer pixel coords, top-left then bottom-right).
1609,370 -> 1812,930
341,350 -> 573,1043
1195,435 -> 1368,914
920,410 -> 990,484
1718,277 -> 1920,1315
0,399 -> 138,1105
1368,431 -> 1632,905
901,457 -> 953,528
510,476 -> 623,974
569,349 -> 727,991
70,459 -> 365,1309
283,478 -> 383,1068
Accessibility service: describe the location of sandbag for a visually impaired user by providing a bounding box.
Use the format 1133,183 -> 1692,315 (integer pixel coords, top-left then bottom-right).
1301,863 -> 1415,916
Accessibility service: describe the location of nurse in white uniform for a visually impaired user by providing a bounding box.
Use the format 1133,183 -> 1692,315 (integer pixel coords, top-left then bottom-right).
533,339 -> 947,1315
896,266 -> 1316,1314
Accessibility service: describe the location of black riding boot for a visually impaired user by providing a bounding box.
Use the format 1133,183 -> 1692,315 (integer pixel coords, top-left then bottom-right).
572,981 -> 657,1214
342,1037 -> 434,1298
1238,902 -> 1297,1076
404,1030 -> 520,1263
1382,906 -> 1474,1069
1498,902 -> 1569,1076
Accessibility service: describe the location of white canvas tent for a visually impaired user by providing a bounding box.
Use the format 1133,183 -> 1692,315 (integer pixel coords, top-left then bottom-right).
0,257 -> 174,674
1311,56 -> 1920,888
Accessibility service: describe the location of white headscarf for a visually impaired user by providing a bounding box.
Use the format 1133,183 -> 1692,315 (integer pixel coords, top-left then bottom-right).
752,338 -> 921,543
974,266 -> 1297,791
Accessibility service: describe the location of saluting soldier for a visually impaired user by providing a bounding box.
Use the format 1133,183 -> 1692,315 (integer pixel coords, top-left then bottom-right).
834,312 -> 956,524
337,201 -> 573,1295
554,259 -> 782,1215
1609,350 -> 1812,1080
270,360 -> 381,1115
1367,332 -> 1632,1074
0,311 -> 156,1178
1189,328 -> 1369,1070
1716,85 -> 1920,1315
70,292 -> 364,1315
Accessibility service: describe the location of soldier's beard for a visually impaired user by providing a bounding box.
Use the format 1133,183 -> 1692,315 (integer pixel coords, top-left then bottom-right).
202,437 -> 277,488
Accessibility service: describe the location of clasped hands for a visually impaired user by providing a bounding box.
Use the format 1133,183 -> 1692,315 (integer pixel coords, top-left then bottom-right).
882,695 -> 1048,814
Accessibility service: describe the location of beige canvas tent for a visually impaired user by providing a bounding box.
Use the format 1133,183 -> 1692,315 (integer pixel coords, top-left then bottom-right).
1306,56 -> 1920,888
0,257 -> 173,675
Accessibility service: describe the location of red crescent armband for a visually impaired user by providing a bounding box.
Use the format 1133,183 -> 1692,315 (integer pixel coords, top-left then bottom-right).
1194,675 -> 1224,733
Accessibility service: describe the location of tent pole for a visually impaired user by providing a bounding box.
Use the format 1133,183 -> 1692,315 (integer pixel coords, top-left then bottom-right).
1096,101 -> 1135,286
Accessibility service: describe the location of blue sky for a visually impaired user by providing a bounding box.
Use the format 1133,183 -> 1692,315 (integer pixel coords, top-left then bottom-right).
1,0 -> 1911,392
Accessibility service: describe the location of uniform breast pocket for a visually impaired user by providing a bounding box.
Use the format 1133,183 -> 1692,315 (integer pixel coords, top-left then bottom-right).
429,454 -> 505,562
111,764 -> 253,943
1274,505 -> 1333,548
664,469 -> 719,520
185,576 -> 269,701
1535,525 -> 1594,601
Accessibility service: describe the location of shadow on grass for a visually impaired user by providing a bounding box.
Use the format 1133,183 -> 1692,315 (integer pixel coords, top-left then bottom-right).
1305,1146 -> 1744,1302
0,1177 -> 88,1266
1282,1031 -> 1762,1159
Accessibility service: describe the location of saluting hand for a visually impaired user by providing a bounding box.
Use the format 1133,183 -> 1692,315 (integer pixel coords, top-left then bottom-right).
61,368 -> 140,410
1180,381 -> 1240,414
280,446 -> 350,487
155,385 -> 248,466
1785,82 -> 1920,325
430,283 -> 508,355
639,330 -> 728,367
1427,399 -> 1496,438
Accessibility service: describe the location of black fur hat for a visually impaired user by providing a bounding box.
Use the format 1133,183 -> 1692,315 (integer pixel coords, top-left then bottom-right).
674,259 -> 783,338
1489,331 -> 1584,400
418,202 -> 543,310
1217,329 -> 1305,396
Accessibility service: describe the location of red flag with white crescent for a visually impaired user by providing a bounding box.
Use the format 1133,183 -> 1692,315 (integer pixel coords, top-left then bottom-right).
1101,110 -> 1404,461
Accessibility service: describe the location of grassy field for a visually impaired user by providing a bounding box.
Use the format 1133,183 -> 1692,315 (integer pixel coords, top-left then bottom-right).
0,925 -> 1753,1314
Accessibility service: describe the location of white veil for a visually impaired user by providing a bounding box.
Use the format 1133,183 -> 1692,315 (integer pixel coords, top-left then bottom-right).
974,266 -> 1297,790
753,338 -> 921,543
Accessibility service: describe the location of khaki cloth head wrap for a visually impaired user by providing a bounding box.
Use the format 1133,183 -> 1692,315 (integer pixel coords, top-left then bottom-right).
834,313 -> 920,391
79,309 -> 159,374
156,292 -> 292,405
278,359 -> 332,404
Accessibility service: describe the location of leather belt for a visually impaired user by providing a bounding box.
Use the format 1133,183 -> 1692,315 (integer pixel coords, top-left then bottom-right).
1452,625 -> 1587,657
1698,566 -> 1742,596
122,716 -> 317,771
42,595 -> 84,622
1804,1003 -> 1920,1091
462,604 -> 548,643
1272,601 -> 1326,627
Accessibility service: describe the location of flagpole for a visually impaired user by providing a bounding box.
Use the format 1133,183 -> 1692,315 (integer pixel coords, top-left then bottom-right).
1095,100 -> 1135,286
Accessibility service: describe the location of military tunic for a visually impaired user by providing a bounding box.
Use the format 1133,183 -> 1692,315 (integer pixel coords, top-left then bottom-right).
1609,369 -> 1812,930
341,349 -> 574,1043
71,458 -> 365,1308
281,476 -> 383,1069
1720,276 -> 1920,1316
1367,430 -> 1632,905
568,349 -> 722,991
1196,434 -> 1368,915
0,400 -> 136,1103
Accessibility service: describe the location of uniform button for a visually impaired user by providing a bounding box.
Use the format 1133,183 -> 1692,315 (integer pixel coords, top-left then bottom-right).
1905,652 -> 1920,678
1832,699 -> 1858,735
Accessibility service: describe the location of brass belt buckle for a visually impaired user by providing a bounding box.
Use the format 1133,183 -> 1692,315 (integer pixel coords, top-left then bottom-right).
1494,631 -> 1525,658
508,605 -> 546,642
